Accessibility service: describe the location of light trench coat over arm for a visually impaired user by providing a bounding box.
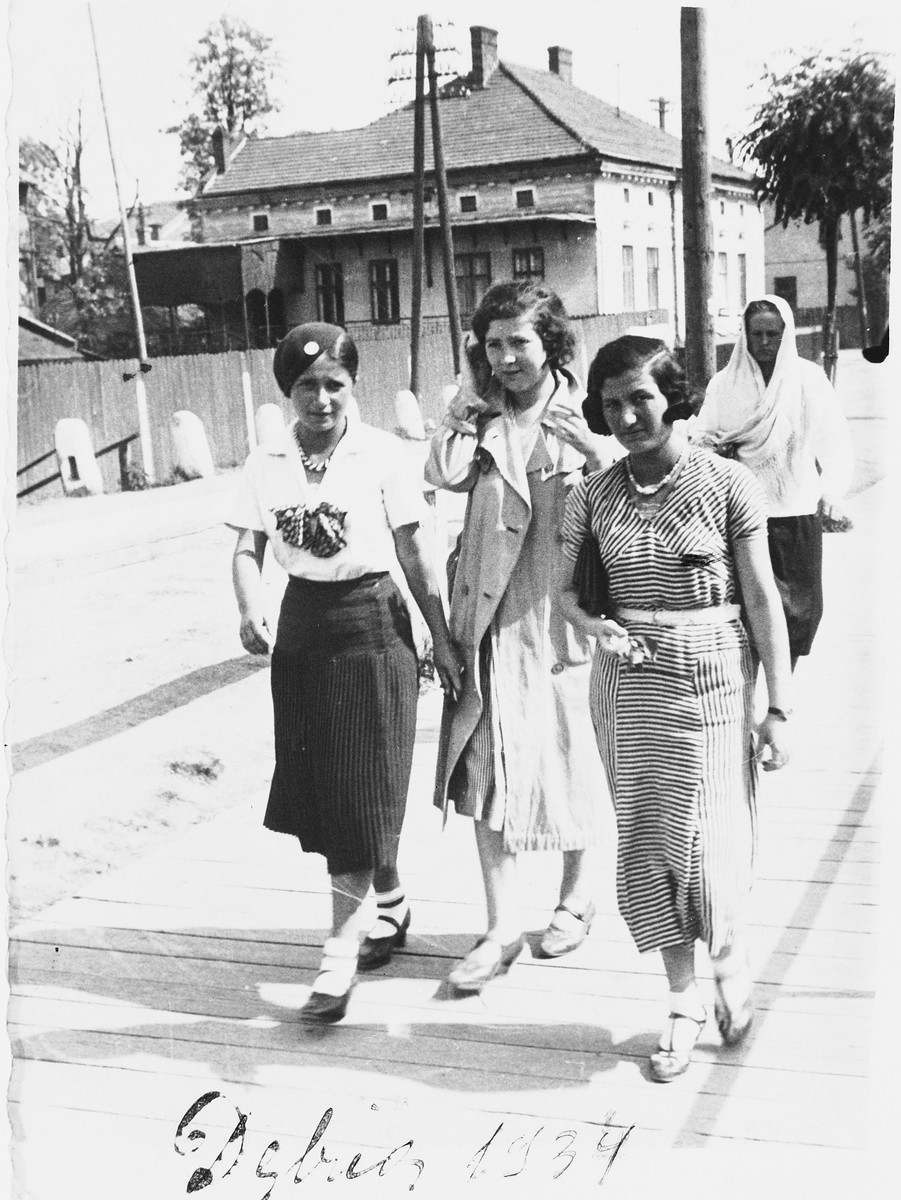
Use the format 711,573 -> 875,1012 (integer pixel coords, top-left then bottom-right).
424,370 -> 605,846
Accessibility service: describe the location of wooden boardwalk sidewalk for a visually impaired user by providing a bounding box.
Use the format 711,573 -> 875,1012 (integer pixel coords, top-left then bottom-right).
7,475 -> 889,1199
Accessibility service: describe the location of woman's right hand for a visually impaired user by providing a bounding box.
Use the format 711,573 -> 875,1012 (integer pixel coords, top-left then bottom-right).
591,617 -> 634,659
446,333 -> 492,424
239,612 -> 272,656
432,633 -> 465,702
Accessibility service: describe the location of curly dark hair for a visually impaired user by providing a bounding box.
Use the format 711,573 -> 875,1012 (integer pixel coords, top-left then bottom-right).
583,335 -> 695,436
470,281 -> 577,369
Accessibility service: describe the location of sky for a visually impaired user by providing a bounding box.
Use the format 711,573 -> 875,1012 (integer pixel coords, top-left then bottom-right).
5,0 -> 898,220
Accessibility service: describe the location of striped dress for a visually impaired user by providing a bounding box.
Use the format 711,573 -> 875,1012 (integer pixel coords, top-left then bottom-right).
561,448 -> 768,956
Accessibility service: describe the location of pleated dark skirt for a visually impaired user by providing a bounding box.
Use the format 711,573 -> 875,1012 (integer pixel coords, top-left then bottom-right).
767,514 -> 823,658
265,572 -> 418,875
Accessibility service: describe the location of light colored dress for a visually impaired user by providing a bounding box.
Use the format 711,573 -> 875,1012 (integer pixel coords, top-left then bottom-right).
562,448 -> 768,955
426,369 -> 608,853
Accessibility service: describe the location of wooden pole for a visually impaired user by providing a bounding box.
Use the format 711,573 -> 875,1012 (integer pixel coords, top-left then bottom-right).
849,210 -> 870,350
680,7 -> 715,391
410,17 -> 427,395
87,2 -> 155,479
423,14 -> 462,375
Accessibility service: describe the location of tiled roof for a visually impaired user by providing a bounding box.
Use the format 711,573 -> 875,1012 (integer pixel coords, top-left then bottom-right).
202,61 -> 751,199
504,63 -> 748,182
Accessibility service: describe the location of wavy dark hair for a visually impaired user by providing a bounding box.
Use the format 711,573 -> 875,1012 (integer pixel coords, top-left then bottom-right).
470,281 -> 577,370
583,335 -> 695,436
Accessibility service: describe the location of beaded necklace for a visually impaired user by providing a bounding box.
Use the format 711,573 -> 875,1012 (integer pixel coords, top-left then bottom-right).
625,445 -> 690,520
293,421 -> 344,473
625,448 -> 685,495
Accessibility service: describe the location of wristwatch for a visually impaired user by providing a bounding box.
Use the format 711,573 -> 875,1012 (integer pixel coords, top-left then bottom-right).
767,706 -> 793,721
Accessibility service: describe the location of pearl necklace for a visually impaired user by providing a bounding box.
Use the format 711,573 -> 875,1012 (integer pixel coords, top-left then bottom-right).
626,448 -> 686,496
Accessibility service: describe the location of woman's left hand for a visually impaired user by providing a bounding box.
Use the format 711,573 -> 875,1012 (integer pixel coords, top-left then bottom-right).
755,713 -> 792,772
432,635 -> 466,702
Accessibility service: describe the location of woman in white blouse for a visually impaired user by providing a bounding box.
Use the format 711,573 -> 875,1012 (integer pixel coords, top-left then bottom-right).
228,323 -> 461,1023
692,296 -> 854,667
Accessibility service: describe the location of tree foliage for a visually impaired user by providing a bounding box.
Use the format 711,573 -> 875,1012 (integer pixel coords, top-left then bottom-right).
739,51 -> 893,228
19,120 -> 93,287
19,116 -> 144,358
737,51 -> 894,377
167,16 -> 280,193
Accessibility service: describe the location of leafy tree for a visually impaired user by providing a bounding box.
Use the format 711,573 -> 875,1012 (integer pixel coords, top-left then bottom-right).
19,116 -> 148,358
737,51 -> 894,380
19,117 -> 93,290
167,16 -> 280,194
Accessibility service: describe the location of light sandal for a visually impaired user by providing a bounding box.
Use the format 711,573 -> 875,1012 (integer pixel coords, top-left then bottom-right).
649,1010 -> 707,1083
538,901 -> 596,958
448,934 -> 525,994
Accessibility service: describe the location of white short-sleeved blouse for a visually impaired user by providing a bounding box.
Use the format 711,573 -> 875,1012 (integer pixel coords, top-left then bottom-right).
226,414 -> 426,580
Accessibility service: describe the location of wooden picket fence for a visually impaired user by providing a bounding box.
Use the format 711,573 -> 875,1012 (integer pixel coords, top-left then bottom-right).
16,311 -> 667,499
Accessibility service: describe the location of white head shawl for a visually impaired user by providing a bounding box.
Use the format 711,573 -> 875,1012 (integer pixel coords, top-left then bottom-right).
698,294 -> 807,502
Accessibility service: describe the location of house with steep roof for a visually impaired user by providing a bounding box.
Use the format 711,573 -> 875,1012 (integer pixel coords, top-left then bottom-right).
96,199 -> 191,251
134,25 -> 764,353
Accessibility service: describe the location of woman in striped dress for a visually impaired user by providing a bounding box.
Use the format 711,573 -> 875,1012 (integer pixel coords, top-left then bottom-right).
228,323 -> 462,1024
558,336 -> 793,1082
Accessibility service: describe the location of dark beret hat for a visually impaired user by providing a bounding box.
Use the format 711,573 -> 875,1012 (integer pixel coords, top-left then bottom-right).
272,322 -> 348,396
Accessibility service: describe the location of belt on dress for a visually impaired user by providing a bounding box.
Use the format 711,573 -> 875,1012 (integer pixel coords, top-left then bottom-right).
614,603 -> 742,626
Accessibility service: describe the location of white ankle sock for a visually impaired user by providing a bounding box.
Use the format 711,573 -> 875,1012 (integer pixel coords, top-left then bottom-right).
312,937 -> 358,997
368,888 -> 409,939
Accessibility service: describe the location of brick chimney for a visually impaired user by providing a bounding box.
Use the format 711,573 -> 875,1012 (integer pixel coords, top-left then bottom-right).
470,26 -> 499,87
548,46 -> 573,83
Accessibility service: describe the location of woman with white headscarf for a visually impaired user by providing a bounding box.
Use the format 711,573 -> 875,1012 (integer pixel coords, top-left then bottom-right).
692,295 -> 854,668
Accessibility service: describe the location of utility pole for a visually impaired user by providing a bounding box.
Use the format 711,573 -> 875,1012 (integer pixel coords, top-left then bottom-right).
409,16 -> 427,397
650,96 -> 670,131
409,13 -> 462,393
424,14 -> 462,376
680,7 -> 715,391
88,2 -> 154,480
849,210 -> 871,349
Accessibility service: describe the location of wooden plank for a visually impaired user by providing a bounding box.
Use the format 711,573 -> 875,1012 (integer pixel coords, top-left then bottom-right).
10,919 -> 878,965
9,933 -> 876,1004
8,978 -> 871,1076
13,886 -> 880,941
9,1013 -> 870,1111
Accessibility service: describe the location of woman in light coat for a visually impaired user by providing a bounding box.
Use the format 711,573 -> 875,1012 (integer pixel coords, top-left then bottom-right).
426,281 -> 613,992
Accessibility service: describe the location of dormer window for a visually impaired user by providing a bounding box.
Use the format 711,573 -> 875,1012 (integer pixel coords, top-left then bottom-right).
459,194 -> 478,213
371,202 -> 389,221
150,224 -> 162,241
316,207 -> 332,226
252,213 -> 269,232
515,188 -> 535,209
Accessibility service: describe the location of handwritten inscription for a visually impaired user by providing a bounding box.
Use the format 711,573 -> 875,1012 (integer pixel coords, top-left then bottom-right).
173,1092 -> 634,1194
